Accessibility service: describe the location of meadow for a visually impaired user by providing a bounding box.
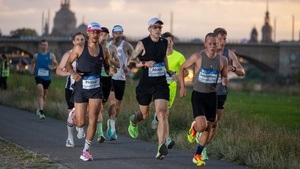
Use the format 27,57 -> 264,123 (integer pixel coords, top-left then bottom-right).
0,73 -> 299,169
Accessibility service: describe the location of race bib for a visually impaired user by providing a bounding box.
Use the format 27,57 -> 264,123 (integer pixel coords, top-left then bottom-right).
148,62 -> 165,77
37,68 -> 49,76
198,68 -> 219,83
166,73 -> 176,83
82,75 -> 100,89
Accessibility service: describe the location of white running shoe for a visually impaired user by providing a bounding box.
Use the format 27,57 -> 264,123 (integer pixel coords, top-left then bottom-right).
66,138 -> 74,148
76,127 -> 86,139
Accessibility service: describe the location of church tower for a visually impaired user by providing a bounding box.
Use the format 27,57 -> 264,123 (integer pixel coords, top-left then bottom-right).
248,27 -> 258,43
261,0 -> 273,43
51,0 -> 76,36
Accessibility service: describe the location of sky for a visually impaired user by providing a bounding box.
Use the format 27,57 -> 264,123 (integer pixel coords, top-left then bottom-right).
0,0 -> 300,42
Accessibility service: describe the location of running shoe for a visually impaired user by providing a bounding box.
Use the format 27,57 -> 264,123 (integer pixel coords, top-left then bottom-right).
151,114 -> 159,130
66,138 -> 74,148
106,119 -> 117,141
155,144 -> 168,160
192,154 -> 206,166
67,108 -> 75,126
36,109 -> 40,116
201,147 -> 209,161
165,138 -> 175,149
80,150 -> 93,161
97,135 -> 106,143
128,115 -> 138,138
109,132 -> 117,141
39,113 -> 46,120
76,127 -> 85,139
187,121 -> 197,143
36,109 -> 45,119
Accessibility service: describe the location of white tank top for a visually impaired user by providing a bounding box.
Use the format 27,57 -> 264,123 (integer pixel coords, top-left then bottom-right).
65,50 -> 77,90
110,40 -> 127,81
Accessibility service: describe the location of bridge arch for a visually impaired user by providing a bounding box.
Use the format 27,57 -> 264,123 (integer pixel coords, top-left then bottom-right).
0,46 -> 34,58
234,52 -> 275,72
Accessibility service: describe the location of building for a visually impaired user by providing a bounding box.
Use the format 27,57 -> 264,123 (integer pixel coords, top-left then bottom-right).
261,1 -> 273,43
51,0 -> 76,36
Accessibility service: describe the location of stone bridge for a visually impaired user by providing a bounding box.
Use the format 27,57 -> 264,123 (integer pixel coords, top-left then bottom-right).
0,37 -> 299,83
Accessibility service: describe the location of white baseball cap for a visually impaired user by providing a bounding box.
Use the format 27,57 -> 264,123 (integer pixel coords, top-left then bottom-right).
112,25 -> 124,32
148,17 -> 163,28
87,22 -> 102,31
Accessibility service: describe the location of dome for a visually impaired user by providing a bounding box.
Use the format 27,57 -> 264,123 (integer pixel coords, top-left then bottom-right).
75,23 -> 87,35
51,1 -> 76,36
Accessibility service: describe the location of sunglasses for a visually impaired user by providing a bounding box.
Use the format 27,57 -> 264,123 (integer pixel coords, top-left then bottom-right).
89,30 -> 101,34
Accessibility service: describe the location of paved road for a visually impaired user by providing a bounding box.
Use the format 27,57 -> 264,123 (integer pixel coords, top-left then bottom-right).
0,105 -> 249,169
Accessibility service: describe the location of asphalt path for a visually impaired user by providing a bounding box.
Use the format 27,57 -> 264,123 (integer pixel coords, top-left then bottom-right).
0,105 -> 249,169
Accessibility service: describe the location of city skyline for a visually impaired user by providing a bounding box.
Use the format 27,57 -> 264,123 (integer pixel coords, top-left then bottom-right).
0,0 -> 299,42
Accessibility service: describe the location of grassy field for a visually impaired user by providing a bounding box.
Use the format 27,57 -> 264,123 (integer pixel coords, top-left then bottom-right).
0,73 -> 299,169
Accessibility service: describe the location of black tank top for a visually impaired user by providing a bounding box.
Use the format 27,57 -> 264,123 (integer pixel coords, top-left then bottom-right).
138,36 -> 168,85
76,42 -> 104,76
73,43 -> 104,91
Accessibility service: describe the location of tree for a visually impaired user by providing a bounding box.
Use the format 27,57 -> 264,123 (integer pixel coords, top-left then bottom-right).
10,28 -> 38,37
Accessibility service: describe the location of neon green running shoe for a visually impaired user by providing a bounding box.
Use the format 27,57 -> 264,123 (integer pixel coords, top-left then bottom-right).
187,121 -> 196,143
128,115 -> 138,138
39,112 -> 46,120
193,154 -> 206,166
201,147 -> 209,160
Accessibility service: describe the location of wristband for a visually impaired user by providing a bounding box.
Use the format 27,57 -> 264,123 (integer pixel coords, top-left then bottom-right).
232,66 -> 236,72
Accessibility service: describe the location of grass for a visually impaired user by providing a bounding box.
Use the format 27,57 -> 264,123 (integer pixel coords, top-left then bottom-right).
227,91 -> 300,129
1,73 -> 300,169
0,137 -> 62,169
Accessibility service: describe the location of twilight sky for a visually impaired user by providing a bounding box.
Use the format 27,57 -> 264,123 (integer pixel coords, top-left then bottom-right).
0,0 -> 299,42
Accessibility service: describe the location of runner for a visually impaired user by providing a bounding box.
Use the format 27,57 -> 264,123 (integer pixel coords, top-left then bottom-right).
56,32 -> 86,148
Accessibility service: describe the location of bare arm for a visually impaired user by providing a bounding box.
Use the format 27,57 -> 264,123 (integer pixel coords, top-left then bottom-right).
124,41 -> 134,63
66,44 -> 83,81
109,45 -> 120,68
179,53 -> 199,97
220,56 -> 229,86
56,50 -> 71,76
127,41 -> 145,68
49,53 -> 58,70
229,49 -> 245,76
103,47 -> 111,74
30,54 -> 37,75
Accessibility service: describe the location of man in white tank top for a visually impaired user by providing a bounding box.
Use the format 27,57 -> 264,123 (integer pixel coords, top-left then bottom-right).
56,32 -> 86,148
96,27 -> 120,143
106,25 -> 134,140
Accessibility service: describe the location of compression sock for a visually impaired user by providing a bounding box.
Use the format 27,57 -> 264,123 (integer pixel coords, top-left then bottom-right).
96,122 -> 103,136
196,144 -> 205,155
83,139 -> 92,152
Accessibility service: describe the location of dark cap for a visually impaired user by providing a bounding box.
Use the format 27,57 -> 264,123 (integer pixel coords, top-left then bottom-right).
101,27 -> 109,33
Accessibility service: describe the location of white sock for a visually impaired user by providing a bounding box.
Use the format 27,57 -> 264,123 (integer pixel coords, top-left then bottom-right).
67,125 -> 74,139
83,139 -> 92,152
